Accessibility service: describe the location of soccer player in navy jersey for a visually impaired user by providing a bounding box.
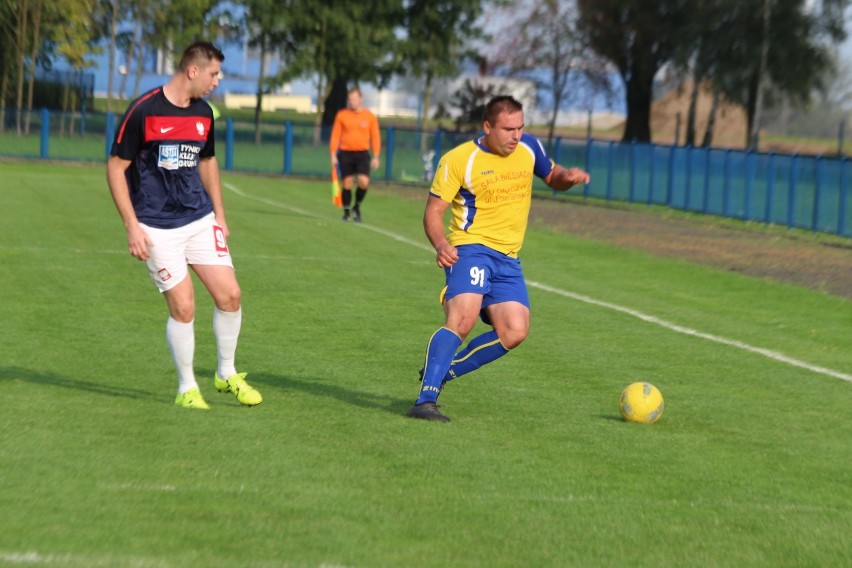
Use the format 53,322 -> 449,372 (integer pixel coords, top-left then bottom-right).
407,95 -> 590,422
106,41 -> 262,410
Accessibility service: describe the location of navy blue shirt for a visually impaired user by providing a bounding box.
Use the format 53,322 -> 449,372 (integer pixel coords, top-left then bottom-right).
111,88 -> 216,229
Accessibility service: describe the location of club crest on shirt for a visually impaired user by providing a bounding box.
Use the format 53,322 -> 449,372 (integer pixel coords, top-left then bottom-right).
196,121 -> 205,136
158,144 -> 180,170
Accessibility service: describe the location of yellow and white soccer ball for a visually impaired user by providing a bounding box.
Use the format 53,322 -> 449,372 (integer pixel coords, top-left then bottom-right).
619,382 -> 664,423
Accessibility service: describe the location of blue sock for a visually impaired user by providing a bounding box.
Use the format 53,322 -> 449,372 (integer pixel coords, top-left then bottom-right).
446,330 -> 509,382
416,328 -> 462,404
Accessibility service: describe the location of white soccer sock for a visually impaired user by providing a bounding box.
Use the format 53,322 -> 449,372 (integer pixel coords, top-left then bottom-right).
213,307 -> 242,379
166,317 -> 196,394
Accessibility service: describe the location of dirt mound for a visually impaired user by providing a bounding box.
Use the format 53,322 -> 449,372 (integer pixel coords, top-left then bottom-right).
651,80 -> 748,148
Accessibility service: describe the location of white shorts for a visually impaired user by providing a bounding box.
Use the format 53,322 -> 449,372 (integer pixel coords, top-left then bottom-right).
140,213 -> 234,293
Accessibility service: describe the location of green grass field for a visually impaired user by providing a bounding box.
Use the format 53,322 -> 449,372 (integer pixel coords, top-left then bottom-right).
1,161 -> 850,568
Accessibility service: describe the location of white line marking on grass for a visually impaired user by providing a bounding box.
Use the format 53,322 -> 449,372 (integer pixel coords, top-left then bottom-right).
0,551 -> 160,567
224,181 -> 852,384
225,181 -> 432,252
0,551 -> 43,564
102,482 -> 178,492
225,182 -> 317,218
528,281 -> 852,384
237,253 -> 430,265
0,245 -> 124,255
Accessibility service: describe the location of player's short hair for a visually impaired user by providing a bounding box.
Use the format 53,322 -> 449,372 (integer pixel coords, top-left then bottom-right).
178,41 -> 225,71
348,86 -> 362,96
483,95 -> 523,126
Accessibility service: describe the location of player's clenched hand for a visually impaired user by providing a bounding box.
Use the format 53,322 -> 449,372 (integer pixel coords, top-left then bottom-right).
127,224 -> 153,261
435,242 -> 458,268
561,167 -> 590,187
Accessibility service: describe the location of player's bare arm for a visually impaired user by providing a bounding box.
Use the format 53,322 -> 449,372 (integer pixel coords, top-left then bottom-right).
106,155 -> 153,260
198,156 -> 229,237
424,195 -> 458,268
545,165 -> 590,191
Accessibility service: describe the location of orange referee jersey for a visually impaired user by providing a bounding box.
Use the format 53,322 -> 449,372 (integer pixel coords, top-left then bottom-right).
329,108 -> 381,156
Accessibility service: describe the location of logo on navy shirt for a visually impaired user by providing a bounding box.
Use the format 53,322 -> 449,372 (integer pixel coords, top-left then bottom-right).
158,145 -> 179,170
159,143 -> 202,170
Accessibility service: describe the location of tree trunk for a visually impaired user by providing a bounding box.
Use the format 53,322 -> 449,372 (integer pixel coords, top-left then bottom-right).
622,69 -> 654,142
24,0 -> 43,135
120,27 -> 139,99
547,93 -> 559,154
106,0 -> 118,113
322,76 -> 348,141
745,68 -> 759,149
60,74 -> 70,136
69,89 -> 77,135
312,77 -> 325,147
701,90 -> 720,147
419,70 -> 433,155
685,73 -> 701,147
132,11 -> 144,98
133,43 -> 144,98
0,65 -> 8,133
14,0 -> 28,135
748,0 -> 771,150
254,38 -> 267,146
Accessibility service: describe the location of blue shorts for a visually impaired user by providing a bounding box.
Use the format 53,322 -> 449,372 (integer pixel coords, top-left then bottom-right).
443,244 -> 530,319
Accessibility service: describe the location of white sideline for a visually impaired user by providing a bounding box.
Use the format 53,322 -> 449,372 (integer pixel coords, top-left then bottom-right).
224,182 -> 852,384
529,281 -> 852,383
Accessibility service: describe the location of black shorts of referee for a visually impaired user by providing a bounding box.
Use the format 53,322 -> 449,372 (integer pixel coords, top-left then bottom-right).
337,150 -> 371,178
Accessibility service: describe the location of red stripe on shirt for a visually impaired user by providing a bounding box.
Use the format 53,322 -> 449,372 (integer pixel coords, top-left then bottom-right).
115,88 -> 160,145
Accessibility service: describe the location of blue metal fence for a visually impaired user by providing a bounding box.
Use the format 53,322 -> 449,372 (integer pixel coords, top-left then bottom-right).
1,108 -> 849,238
549,138 -> 851,237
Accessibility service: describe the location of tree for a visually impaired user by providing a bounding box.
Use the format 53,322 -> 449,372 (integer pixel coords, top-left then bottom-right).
127,1 -> 151,98
669,0 -> 740,147
269,0 -> 405,142
22,0 -> 45,134
401,0 -> 485,152
492,0 -> 611,150
450,77 -> 499,131
7,0 -> 29,134
712,0 -> 848,149
577,0 -> 695,142
672,0 -> 851,149
149,0 -> 229,63
50,0 -> 101,134
0,1 -> 13,131
106,0 -> 118,111
89,0 -> 136,110
123,0 -> 231,92
243,0 -> 293,144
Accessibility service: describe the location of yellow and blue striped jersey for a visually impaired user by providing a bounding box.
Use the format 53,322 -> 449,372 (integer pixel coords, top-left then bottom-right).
430,132 -> 554,257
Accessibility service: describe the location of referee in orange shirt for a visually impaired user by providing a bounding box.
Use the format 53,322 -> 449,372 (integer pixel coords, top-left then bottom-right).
329,86 -> 381,222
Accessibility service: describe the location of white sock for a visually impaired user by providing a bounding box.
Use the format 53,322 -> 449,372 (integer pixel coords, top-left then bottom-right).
213,307 -> 241,379
166,317 -> 196,394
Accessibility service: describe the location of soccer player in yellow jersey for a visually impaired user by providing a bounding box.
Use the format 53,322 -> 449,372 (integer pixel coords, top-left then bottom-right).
407,95 -> 590,422
329,87 -> 381,222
